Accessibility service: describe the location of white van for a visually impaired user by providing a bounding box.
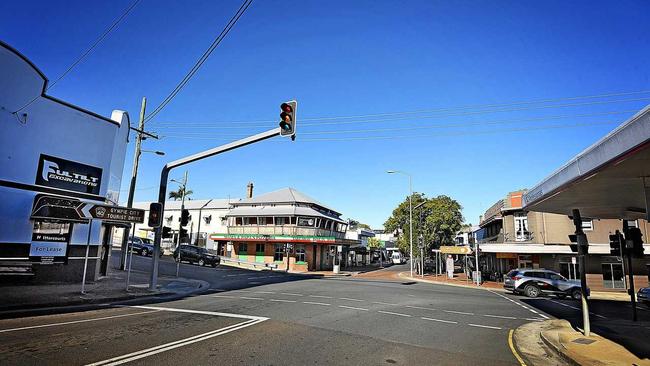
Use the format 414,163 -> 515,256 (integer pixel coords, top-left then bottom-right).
391,251 -> 406,264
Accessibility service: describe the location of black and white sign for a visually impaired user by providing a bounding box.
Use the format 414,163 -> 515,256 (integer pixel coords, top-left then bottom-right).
35,154 -> 102,195
31,194 -> 87,222
29,224 -> 71,264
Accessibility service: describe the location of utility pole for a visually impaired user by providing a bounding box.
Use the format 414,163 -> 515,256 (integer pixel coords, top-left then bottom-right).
173,171 -> 188,278
119,97 -> 147,270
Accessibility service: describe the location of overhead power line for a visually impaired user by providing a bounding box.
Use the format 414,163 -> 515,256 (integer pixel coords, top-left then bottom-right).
143,0 -> 253,124
151,89 -> 650,127
13,0 -> 141,113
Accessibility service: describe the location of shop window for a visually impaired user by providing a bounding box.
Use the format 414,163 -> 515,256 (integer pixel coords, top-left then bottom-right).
559,261 -> 580,280
295,244 -> 306,263
602,263 -> 625,289
518,255 -> 532,269
581,219 -> 593,231
514,212 -> 529,241
238,243 -> 248,253
256,243 -> 265,254
244,217 -> 258,225
297,217 -> 315,227
274,244 -> 284,262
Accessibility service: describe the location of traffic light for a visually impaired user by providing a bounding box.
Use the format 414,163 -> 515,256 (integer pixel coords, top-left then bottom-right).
279,100 -> 297,140
609,231 -> 624,256
148,202 -> 163,228
179,228 -> 188,239
627,227 -> 645,258
180,209 -> 190,227
162,226 -> 172,238
568,233 -> 588,254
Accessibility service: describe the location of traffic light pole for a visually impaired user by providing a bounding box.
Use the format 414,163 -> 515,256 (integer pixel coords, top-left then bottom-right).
149,127 -> 285,290
622,220 -> 637,322
571,209 -> 591,337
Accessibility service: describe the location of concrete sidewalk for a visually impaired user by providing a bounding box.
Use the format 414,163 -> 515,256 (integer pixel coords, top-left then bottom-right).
514,319 -> 650,366
0,268 -> 209,316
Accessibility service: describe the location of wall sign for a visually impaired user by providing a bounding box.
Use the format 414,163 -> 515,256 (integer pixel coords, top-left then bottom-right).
35,154 -> 102,195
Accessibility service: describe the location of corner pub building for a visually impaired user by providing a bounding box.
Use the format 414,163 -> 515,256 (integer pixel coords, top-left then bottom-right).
0,41 -> 130,283
210,188 -> 353,271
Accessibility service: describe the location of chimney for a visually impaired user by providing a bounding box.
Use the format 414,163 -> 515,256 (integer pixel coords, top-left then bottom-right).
246,182 -> 254,199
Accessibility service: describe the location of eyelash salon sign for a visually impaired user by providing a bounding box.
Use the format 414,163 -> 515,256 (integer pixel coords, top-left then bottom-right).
35,154 -> 102,195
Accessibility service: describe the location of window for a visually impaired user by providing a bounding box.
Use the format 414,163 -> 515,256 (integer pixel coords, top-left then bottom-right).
559,260 -> 580,280
238,243 -> 248,253
235,217 -> 243,226
295,244 -> 306,263
297,217 -> 316,227
626,220 -> 639,228
581,219 -> 593,231
258,217 -> 273,226
602,263 -> 625,289
256,243 -> 265,254
244,217 -> 258,225
514,212 -> 529,241
290,217 -> 297,225
274,244 -> 284,261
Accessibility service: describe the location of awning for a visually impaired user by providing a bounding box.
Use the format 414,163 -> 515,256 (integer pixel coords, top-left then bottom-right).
479,243 -> 650,255
523,106 -> 650,220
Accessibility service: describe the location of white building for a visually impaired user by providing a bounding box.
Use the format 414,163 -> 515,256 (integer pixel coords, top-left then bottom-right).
0,41 -> 130,282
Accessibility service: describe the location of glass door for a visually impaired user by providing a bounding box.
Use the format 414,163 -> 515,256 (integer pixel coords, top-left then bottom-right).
602,263 -> 625,289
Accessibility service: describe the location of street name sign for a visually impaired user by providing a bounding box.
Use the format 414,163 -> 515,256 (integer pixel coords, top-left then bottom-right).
86,204 -> 145,223
439,246 -> 472,255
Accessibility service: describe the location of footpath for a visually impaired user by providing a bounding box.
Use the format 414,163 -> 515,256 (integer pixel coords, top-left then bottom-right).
0,268 -> 209,318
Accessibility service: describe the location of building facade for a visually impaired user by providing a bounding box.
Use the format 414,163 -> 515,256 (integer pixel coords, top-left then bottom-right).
0,41 -> 130,283
477,190 -> 650,291
210,187 -> 353,272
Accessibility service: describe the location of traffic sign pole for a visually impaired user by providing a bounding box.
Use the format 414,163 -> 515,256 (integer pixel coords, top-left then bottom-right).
81,220 -> 93,294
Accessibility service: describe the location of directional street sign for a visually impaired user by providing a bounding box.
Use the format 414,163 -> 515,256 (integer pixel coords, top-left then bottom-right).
85,204 -> 145,224
439,245 -> 472,255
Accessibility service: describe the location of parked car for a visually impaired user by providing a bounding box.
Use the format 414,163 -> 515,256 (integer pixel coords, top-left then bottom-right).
638,287 -> 650,307
128,236 -> 162,257
504,268 -> 581,300
173,244 -> 220,267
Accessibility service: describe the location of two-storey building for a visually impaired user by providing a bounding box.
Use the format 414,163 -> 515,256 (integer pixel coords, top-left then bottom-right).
210,187 -> 352,272
477,190 -> 650,291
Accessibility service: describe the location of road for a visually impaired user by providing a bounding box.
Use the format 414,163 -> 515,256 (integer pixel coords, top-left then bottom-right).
1,254 -> 647,365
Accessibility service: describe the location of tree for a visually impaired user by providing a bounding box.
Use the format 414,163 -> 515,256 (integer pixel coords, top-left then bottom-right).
367,237 -> 383,249
348,219 -> 371,230
168,186 -> 193,201
384,193 -> 463,257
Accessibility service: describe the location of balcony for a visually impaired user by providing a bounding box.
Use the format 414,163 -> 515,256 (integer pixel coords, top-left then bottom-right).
227,225 -> 345,239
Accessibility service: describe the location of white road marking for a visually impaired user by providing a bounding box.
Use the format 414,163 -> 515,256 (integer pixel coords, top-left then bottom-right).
303,301 -> 331,306
407,294 -> 416,297
86,319 -> 264,366
0,310 -> 161,333
443,310 -> 474,316
405,305 -> 437,311
239,296 -> 264,300
547,299 -> 607,319
488,290 -> 550,319
309,295 -> 333,299
270,299 -> 297,303
338,305 -> 369,311
280,293 -> 302,296
378,310 -> 412,317
525,318 -> 545,321
421,317 -> 457,324
210,295 -> 237,299
254,291 -> 275,294
339,297 -> 364,302
372,301 -> 399,306
468,323 -> 502,330
127,305 -> 268,321
483,314 -> 516,320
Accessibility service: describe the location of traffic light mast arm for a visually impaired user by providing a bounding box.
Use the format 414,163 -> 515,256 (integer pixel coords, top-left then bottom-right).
149,126 -> 287,290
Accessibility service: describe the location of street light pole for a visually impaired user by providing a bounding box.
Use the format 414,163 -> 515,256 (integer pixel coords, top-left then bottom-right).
387,170 -> 414,278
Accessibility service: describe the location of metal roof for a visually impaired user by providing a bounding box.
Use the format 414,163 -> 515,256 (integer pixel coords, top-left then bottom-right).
226,205 -> 345,223
523,106 -> 650,219
133,198 -> 239,211
235,187 -> 339,215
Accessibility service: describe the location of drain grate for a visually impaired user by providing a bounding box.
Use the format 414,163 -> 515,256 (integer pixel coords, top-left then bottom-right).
402,281 -> 416,285
572,338 -> 596,345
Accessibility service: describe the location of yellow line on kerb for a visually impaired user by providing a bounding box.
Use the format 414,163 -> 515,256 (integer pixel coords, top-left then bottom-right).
508,329 -> 527,366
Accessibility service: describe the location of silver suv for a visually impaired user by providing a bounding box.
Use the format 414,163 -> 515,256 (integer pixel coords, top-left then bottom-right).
504,268 -> 581,300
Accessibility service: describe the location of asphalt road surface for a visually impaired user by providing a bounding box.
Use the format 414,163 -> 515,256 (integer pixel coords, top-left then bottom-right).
2,254 -> 647,365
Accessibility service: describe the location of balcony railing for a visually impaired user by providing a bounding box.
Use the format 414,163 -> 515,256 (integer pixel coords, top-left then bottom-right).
227,225 -> 345,239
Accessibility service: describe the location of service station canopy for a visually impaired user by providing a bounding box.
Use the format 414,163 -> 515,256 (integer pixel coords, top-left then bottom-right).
523,106 -> 650,220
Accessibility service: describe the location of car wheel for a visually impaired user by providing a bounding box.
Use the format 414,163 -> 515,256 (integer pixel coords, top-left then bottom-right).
212,263 -> 217,268
198,259 -> 205,267
571,288 -> 582,300
524,284 -> 540,298
141,248 -> 149,257
556,294 -> 566,299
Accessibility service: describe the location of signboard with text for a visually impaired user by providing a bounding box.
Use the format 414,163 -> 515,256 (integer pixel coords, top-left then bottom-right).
35,154 -> 102,195
440,246 -> 472,255
86,204 -> 144,224
29,231 -> 70,264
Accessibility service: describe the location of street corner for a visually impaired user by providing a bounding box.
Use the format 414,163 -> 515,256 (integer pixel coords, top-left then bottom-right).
512,320 -> 568,366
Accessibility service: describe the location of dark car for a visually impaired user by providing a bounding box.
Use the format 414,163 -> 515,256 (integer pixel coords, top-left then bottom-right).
638,287 -> 650,307
173,244 -> 220,267
128,236 -> 162,257
504,268 -> 581,300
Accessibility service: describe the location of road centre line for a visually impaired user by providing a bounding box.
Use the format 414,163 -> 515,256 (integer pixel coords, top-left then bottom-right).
372,301 -> 399,306
339,297 -> 364,302
309,295 -> 333,299
0,310 -> 161,333
254,291 -> 275,294
239,296 -> 264,300
546,299 -> 607,319
444,310 -> 474,315
378,310 -> 412,317
128,305 -> 268,321
420,317 -> 457,324
405,305 -> 437,311
489,290 -> 550,319
280,293 -> 302,296
483,314 -> 517,320
270,299 -> 297,303
468,323 -> 503,330
303,301 -> 331,306
338,305 -> 369,311
86,319 -> 263,366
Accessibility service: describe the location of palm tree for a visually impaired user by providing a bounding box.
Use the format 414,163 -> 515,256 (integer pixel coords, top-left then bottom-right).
168,187 -> 193,201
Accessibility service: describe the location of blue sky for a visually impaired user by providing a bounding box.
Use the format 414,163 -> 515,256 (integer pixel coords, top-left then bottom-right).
3,0 -> 650,228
